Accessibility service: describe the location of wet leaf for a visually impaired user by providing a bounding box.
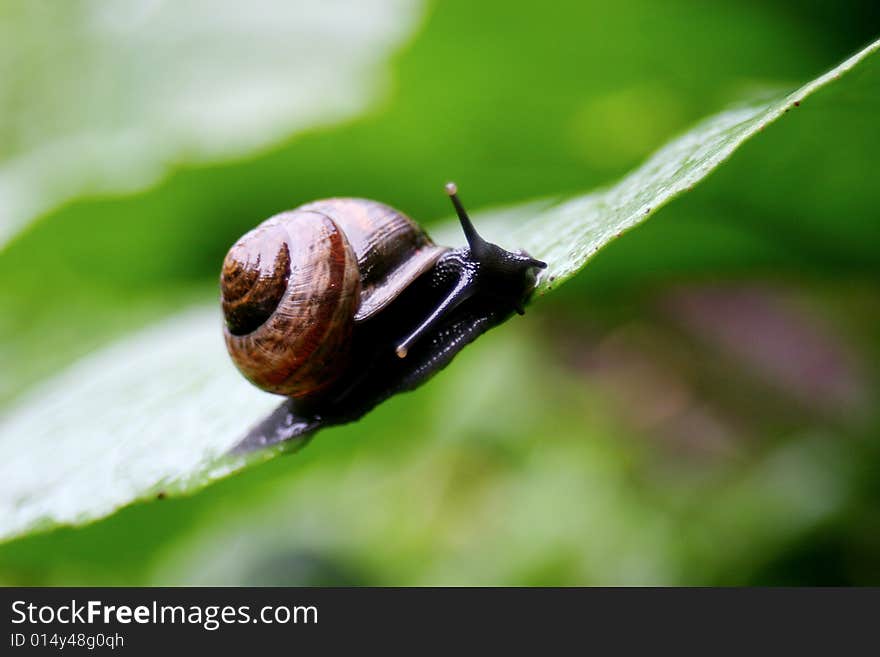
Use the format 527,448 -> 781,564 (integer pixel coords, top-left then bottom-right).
0,39 -> 877,542
437,39 -> 880,293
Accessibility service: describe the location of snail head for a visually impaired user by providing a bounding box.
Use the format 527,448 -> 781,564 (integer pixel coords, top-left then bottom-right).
395,183 -> 546,358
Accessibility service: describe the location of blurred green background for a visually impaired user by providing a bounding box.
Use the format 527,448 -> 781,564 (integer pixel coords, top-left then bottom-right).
1,0 -> 879,585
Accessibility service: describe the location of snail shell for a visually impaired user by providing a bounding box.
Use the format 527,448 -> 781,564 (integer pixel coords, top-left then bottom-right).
221,199 -> 446,399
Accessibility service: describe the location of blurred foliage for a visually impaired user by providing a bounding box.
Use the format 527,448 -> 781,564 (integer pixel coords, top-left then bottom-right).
0,0 -> 879,584
4,42 -> 873,546
0,0 -> 421,245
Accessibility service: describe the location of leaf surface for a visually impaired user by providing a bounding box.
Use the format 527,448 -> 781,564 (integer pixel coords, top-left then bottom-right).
1,39 -> 877,542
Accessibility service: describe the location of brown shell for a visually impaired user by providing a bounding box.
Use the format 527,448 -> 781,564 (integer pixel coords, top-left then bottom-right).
221,210 -> 360,398
298,198 -> 448,321
221,198 -> 446,399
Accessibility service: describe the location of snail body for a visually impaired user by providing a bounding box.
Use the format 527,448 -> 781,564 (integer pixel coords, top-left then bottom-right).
221,184 -> 545,452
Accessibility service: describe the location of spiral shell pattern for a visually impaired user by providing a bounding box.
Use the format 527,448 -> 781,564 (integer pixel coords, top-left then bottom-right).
221,210 -> 360,398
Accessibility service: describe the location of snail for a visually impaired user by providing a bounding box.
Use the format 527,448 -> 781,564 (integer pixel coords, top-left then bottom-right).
221,183 -> 546,453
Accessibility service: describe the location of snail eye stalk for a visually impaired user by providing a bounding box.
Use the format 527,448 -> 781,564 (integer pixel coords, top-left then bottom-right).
445,182 -> 489,259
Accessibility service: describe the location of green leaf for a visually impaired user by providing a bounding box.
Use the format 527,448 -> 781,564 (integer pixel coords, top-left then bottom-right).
0,38 -> 877,543
0,308 -> 286,540
435,38 -> 880,293
0,0 -> 423,248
